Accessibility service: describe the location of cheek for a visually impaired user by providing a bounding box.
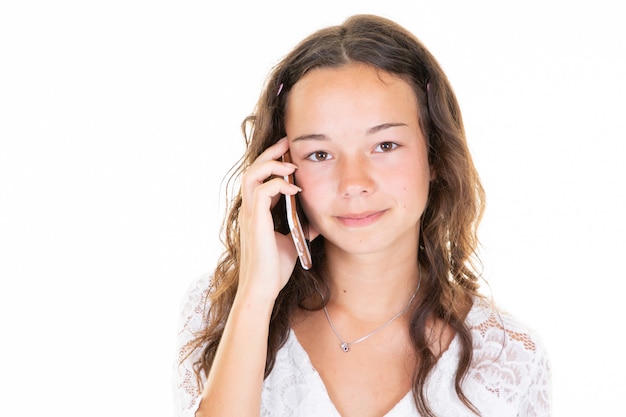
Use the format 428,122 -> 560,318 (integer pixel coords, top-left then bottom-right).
295,171 -> 330,220
390,167 -> 430,206
295,167 -> 332,199
298,183 -> 323,217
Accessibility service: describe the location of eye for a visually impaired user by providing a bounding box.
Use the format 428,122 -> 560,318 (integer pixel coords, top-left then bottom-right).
306,151 -> 333,162
374,142 -> 398,153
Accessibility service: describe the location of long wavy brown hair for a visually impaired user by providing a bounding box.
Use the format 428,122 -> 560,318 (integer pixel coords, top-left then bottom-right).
186,14 -> 485,417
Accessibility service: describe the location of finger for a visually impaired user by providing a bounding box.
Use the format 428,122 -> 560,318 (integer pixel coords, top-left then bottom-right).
242,153 -> 299,209
254,137 -> 290,164
242,137 -> 295,189
243,177 -> 301,218
243,159 -> 298,188
269,192 -> 282,210
241,163 -> 299,210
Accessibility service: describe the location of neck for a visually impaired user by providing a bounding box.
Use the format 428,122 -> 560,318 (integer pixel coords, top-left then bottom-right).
322,244 -> 421,321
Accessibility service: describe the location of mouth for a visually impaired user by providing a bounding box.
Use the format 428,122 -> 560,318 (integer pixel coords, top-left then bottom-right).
335,210 -> 386,227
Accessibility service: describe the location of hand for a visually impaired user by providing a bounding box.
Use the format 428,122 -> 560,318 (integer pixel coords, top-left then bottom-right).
237,138 -> 303,303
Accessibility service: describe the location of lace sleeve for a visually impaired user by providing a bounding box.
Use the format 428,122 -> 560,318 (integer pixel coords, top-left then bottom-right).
468,300 -> 552,417
517,329 -> 552,417
172,274 -> 211,417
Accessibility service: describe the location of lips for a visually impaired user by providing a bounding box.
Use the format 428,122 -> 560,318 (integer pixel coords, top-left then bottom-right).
335,210 -> 386,227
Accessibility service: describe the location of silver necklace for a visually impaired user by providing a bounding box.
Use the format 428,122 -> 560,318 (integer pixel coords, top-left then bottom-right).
321,269 -> 422,352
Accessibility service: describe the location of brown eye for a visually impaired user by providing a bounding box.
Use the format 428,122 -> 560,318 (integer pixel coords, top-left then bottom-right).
306,151 -> 332,161
375,142 -> 398,153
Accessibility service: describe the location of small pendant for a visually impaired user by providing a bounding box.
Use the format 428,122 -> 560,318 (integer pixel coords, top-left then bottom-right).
341,343 -> 349,352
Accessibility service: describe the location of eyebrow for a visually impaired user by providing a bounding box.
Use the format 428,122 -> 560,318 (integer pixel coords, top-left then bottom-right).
291,123 -> 408,142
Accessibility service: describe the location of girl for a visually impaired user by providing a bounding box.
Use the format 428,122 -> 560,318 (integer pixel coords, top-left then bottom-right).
175,14 -> 551,417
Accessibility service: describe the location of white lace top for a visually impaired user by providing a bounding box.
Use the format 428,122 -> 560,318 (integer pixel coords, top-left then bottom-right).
173,274 -> 551,416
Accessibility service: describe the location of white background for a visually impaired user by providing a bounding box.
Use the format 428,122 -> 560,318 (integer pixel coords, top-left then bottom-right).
1,1 -> 624,416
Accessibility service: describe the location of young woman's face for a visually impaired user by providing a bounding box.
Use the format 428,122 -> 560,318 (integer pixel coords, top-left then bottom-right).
285,63 -> 432,257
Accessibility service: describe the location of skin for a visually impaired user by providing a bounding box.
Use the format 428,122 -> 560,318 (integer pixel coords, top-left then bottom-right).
287,62 -> 432,267
287,63 -> 432,416
197,62 -> 435,417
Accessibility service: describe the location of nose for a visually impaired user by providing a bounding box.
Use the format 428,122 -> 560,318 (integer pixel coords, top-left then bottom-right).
337,155 -> 375,198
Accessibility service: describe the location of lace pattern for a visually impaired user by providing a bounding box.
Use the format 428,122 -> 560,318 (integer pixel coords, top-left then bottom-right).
173,274 -> 211,417
173,274 -> 551,416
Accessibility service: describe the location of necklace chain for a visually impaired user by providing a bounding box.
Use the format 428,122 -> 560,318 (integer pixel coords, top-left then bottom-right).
321,268 -> 422,352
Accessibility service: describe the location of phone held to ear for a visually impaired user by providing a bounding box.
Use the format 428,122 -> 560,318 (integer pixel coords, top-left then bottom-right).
282,151 -> 313,270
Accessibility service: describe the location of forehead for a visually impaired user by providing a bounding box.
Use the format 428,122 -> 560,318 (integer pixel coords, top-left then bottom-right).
289,63 -> 415,102
285,63 -> 419,129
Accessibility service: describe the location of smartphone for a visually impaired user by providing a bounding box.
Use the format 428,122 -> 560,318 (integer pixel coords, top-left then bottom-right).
282,151 -> 313,270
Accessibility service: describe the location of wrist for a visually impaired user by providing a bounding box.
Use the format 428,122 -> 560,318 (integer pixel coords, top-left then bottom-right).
236,271 -> 283,308
231,287 -> 276,320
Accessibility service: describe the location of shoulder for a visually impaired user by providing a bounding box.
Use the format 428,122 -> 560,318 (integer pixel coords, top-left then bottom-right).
178,272 -> 212,331
173,273 -> 213,417
177,272 -> 213,348
466,296 -> 548,357
466,296 -> 550,366
176,272 -> 213,360
464,296 -> 552,416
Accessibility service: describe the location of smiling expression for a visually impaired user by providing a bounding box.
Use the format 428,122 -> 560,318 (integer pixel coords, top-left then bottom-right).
285,63 -> 432,257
